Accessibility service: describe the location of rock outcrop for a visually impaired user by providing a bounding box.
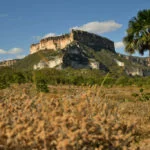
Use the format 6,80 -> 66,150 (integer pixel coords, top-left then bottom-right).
30,30 -> 115,54
33,42 -> 108,71
0,59 -> 18,67
32,40 -> 150,76
12,29 -> 148,77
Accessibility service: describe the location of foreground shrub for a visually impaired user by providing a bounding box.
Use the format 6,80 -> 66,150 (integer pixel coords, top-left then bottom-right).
0,88 -> 138,149
132,88 -> 150,101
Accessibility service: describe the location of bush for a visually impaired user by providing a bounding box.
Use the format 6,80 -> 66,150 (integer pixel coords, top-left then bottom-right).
0,88 -> 138,149
35,78 -> 49,93
0,67 -> 150,88
13,72 -> 26,84
116,76 -> 129,86
0,76 -> 10,89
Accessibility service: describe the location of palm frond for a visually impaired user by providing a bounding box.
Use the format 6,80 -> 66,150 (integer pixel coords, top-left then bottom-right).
123,9 -> 150,56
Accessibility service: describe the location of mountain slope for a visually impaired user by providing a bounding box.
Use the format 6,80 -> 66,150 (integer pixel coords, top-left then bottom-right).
13,50 -> 63,70
13,41 -> 150,76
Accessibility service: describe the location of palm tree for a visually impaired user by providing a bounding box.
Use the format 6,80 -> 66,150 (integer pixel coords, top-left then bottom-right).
123,9 -> 150,56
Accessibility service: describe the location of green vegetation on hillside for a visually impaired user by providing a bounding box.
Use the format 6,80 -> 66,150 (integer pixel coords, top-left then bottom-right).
0,67 -> 150,91
12,41 -> 149,75
13,50 -> 63,70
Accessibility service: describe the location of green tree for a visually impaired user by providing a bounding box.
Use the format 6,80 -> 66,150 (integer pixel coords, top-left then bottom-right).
0,74 -> 10,89
13,72 -> 26,84
123,9 -> 150,56
35,78 -> 49,93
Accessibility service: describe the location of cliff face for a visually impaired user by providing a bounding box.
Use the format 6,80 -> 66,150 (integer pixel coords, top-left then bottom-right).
28,30 -> 150,76
72,30 -> 115,52
30,30 -> 115,54
0,59 -> 18,67
16,39 -> 150,76
32,42 -> 150,76
30,33 -> 73,54
33,42 -> 109,71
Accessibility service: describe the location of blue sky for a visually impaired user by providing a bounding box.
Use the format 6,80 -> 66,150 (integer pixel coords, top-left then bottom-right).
0,0 -> 150,61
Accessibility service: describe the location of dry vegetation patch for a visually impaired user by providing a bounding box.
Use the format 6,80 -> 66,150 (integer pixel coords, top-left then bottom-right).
0,84 -> 149,149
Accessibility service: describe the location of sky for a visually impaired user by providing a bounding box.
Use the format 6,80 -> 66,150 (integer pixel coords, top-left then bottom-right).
0,0 -> 150,61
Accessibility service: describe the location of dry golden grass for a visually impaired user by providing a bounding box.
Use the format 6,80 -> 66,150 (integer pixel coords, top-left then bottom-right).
0,84 -> 150,150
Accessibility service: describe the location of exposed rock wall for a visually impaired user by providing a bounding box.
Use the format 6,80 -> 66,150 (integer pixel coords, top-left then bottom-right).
30,43 -> 40,54
32,41 -> 150,76
30,30 -> 115,54
72,30 -> 115,52
0,59 -> 18,67
147,58 -> 150,66
33,57 -> 63,70
30,33 -> 73,54
125,68 -> 144,76
114,59 -> 125,67
33,42 -> 108,70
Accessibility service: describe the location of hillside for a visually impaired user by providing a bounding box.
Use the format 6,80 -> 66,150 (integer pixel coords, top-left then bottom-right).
13,50 -> 63,70
13,40 -> 150,76
0,30 -> 147,76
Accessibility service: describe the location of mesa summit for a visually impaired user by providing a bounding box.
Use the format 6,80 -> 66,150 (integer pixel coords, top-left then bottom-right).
30,30 -> 115,54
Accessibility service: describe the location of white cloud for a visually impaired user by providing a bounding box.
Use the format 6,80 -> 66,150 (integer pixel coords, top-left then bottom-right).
0,49 -> 7,54
8,48 -> 23,54
114,41 -> 124,49
42,33 -> 56,39
33,33 -> 57,41
32,36 -> 42,41
71,20 -> 122,34
16,54 -> 25,59
0,48 -> 24,55
0,48 -> 25,61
